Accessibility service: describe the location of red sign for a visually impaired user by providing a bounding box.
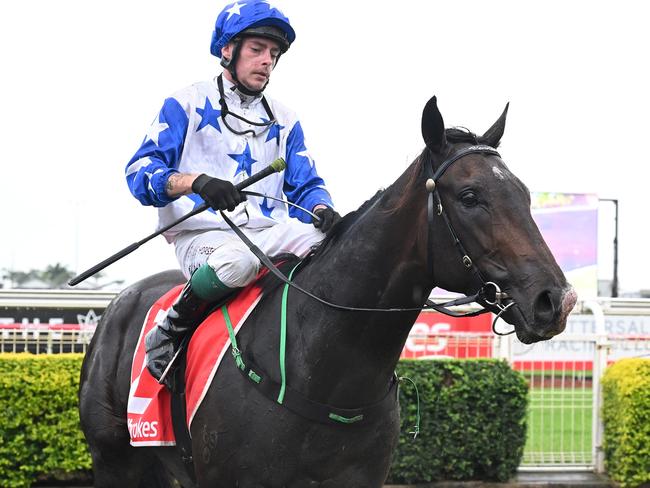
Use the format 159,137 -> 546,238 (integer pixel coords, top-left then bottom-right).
401,311 -> 493,359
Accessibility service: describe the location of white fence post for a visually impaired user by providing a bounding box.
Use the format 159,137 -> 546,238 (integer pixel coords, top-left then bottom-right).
494,329 -> 512,362
583,300 -> 608,474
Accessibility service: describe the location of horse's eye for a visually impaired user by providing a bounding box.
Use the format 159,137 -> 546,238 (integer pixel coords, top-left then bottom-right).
459,190 -> 479,207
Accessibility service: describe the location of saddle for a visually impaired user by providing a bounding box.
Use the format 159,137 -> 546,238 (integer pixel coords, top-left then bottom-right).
126,282 -> 265,447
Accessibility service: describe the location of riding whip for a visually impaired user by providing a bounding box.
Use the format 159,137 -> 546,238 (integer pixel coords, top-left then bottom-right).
68,158 -> 287,286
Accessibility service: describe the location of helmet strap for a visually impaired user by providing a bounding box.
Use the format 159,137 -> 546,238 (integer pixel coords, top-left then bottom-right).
220,37 -> 281,96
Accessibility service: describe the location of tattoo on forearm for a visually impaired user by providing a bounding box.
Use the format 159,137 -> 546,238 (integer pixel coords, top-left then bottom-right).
166,175 -> 175,194
166,173 -> 183,197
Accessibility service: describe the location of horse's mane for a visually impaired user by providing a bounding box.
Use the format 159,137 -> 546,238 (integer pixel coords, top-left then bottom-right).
257,254 -> 302,294
257,191 -> 386,295
312,189 -> 386,253
258,127 -> 495,295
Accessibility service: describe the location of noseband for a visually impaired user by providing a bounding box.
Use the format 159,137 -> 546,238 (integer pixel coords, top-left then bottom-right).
423,145 -> 515,334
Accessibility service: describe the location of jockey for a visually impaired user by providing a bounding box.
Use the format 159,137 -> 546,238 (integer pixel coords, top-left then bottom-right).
125,0 -> 340,389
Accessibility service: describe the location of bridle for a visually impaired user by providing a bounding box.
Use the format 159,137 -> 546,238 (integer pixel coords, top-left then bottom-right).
220,144 -> 517,335
422,144 -> 516,334
207,143 -> 519,433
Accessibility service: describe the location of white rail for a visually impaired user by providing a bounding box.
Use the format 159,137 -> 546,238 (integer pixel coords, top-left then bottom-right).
0,289 -> 116,309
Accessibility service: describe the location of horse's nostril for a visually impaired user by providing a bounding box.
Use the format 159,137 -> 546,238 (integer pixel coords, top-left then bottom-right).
533,290 -> 556,325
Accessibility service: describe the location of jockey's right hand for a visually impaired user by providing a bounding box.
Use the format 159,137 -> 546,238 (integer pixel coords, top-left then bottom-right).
191,174 -> 246,212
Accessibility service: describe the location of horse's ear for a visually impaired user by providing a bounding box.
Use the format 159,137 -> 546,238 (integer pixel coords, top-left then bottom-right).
421,96 -> 446,153
482,102 -> 509,148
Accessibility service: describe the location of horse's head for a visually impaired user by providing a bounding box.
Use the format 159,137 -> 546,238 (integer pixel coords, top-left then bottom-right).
420,96 -> 577,344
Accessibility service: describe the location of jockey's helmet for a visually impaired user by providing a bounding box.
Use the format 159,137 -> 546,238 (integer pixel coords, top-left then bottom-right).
210,1 -> 295,59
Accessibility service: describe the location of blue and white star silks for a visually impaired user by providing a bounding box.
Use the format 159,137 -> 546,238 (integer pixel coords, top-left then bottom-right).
125,97 -> 189,207
225,2 -> 246,20
145,120 -> 169,146
210,0 -> 295,58
186,192 -> 218,214
229,142 -> 257,177
196,97 -> 221,133
261,118 -> 284,145
125,77 -> 333,239
259,197 -> 275,218
296,149 -> 315,168
145,168 -> 165,194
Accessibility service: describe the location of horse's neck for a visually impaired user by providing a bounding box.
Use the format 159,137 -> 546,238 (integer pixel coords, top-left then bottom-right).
296,168 -> 431,403
318,199 -> 429,306
319,165 -> 429,289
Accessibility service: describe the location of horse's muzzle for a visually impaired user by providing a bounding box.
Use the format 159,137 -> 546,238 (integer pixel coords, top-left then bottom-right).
514,286 -> 577,344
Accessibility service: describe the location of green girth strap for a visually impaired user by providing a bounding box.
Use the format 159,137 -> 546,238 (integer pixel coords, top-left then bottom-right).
278,263 -> 299,404
222,305 -> 244,371
222,262 -> 399,426
222,305 -> 261,384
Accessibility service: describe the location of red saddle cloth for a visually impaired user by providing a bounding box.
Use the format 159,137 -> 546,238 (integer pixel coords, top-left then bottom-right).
127,281 -> 264,446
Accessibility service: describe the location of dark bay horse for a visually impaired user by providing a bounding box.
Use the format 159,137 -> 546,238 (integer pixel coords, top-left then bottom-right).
79,97 -> 577,487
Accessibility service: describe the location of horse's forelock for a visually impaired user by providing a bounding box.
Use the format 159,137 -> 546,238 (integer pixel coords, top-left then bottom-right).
445,127 -> 499,148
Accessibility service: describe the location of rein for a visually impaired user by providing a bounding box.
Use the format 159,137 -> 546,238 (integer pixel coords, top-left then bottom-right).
212,145 -> 517,430
226,145 -> 516,334
221,264 -> 400,426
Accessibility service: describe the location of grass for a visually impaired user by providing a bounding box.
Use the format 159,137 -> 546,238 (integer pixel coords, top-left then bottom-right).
522,386 -> 593,465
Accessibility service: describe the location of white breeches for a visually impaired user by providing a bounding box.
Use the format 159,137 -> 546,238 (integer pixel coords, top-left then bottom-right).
174,220 -> 325,287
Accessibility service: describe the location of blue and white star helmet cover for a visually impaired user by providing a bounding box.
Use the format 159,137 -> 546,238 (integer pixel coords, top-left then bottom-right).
210,1 -> 296,58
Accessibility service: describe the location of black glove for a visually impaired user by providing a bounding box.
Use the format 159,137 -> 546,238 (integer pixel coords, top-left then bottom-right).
312,206 -> 341,233
192,174 -> 245,212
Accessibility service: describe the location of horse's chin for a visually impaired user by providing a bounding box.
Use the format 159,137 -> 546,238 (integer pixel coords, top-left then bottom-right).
515,327 -> 548,345
503,304 -> 554,345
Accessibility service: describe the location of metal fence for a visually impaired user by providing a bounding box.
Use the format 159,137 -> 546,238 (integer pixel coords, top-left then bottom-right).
0,289 -> 111,354
399,297 -> 650,472
1,290 -> 649,473
400,328 -> 650,471
0,326 -> 96,354
513,334 -> 597,468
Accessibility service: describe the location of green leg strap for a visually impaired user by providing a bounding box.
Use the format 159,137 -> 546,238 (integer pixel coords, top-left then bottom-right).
190,264 -> 234,301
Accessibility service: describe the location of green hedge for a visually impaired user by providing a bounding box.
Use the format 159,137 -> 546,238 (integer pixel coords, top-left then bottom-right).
387,359 -> 528,484
0,354 -> 91,488
0,355 -> 527,487
602,358 -> 650,488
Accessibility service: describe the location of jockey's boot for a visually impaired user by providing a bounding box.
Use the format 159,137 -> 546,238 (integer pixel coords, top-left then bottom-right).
145,264 -> 236,390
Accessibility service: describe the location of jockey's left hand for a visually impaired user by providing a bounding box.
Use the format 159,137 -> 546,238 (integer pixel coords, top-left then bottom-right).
312,206 -> 341,233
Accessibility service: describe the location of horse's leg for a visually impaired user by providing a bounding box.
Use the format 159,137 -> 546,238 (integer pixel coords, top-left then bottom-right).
87,443 -> 170,488
80,403 -> 162,487
79,273 -> 185,488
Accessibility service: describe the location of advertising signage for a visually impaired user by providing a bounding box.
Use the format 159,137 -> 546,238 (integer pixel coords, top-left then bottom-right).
531,192 -> 598,299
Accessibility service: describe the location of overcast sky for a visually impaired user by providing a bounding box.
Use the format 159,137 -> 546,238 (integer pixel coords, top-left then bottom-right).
1,0 -> 648,294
